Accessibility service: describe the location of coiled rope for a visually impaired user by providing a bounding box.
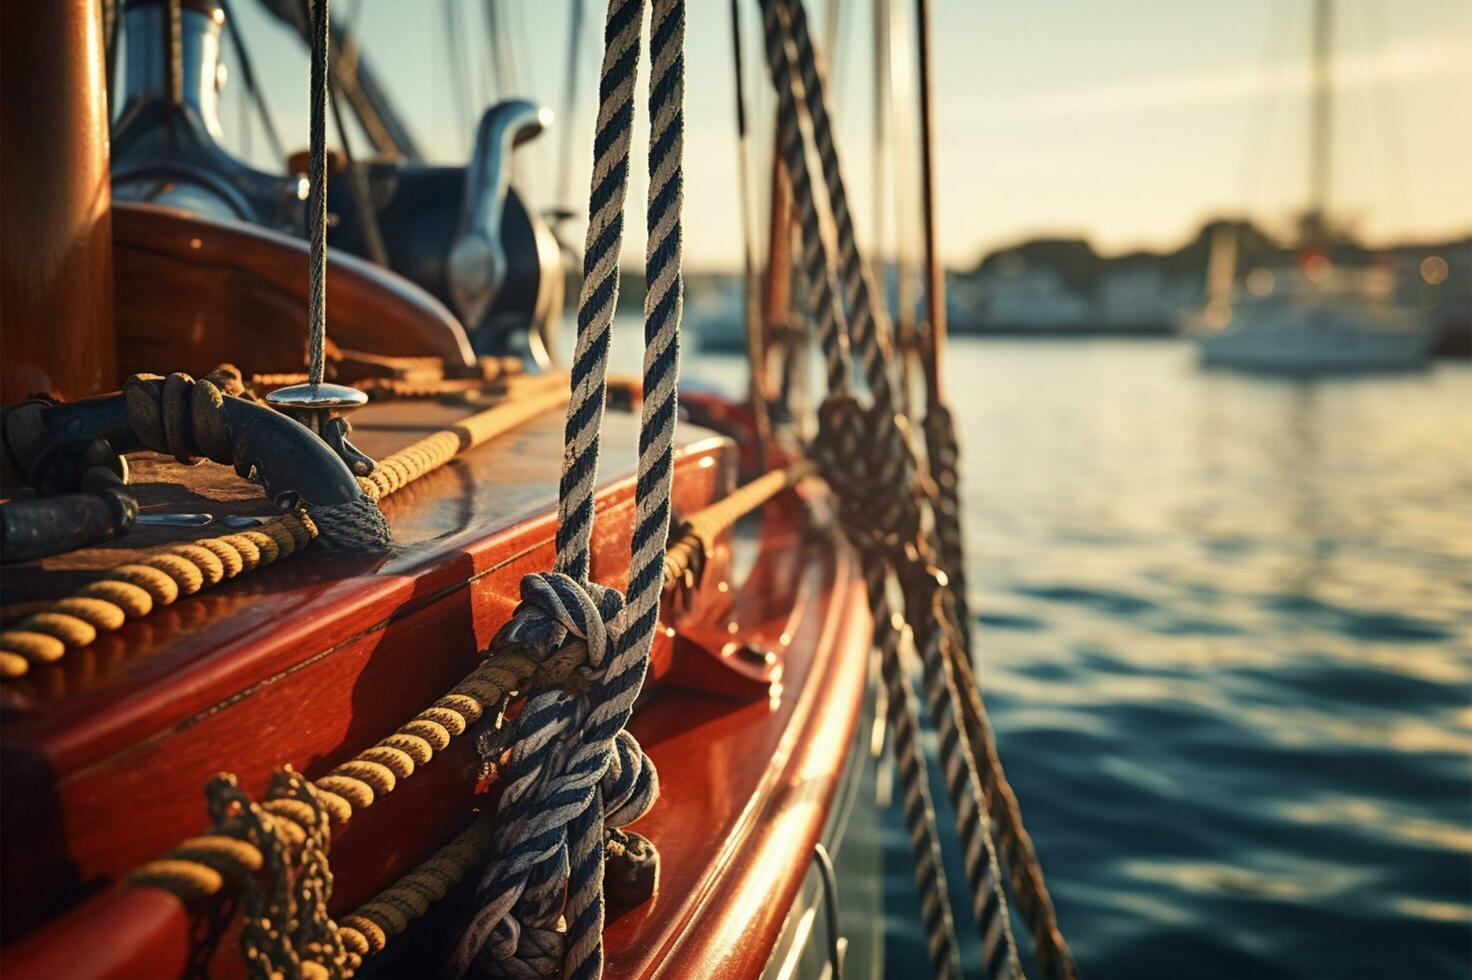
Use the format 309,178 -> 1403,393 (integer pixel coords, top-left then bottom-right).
451,1 -> 686,976
0,375 -> 569,681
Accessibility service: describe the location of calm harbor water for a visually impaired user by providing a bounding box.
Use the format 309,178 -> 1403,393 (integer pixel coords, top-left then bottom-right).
619,327 -> 1471,978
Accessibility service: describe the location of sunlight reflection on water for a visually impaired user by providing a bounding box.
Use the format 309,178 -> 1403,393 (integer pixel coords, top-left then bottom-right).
611,324 -> 1472,978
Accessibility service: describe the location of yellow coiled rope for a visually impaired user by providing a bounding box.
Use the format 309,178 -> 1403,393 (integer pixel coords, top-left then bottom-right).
0,375 -> 571,680
0,516 -> 313,679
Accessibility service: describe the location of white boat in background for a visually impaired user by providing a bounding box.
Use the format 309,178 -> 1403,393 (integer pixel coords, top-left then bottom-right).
1189,0 -> 1434,374
1194,283 -> 1431,373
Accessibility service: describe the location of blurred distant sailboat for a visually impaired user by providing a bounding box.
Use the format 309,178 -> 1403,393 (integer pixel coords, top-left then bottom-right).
1190,0 -> 1433,373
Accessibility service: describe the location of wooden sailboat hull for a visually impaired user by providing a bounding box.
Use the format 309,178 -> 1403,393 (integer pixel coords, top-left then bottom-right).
1,398 -> 874,978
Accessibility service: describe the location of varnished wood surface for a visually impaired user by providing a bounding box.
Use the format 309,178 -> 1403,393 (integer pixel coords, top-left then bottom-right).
112,203 -> 476,382
0,0 -> 116,404
0,392 -> 873,980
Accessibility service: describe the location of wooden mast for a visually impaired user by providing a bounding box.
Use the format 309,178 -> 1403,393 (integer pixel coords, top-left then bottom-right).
1,0 -> 118,404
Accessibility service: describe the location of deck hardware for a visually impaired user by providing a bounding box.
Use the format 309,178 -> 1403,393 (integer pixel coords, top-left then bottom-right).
135,513 -> 215,527
813,843 -> 844,980
604,828 -> 660,907
264,382 -> 376,476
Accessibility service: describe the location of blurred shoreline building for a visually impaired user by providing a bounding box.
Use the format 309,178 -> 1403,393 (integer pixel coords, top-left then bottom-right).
945,219 -> 1469,356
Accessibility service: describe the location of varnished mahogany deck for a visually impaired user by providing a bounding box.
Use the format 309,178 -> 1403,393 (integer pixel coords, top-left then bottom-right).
0,396 -> 871,979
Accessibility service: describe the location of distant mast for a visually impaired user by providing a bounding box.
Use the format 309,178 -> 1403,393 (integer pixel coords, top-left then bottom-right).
1306,0 -> 1333,244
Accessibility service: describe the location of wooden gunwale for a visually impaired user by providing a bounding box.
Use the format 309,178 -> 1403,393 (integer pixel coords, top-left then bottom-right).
1,401 -> 873,980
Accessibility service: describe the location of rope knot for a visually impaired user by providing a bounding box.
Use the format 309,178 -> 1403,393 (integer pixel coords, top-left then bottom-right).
813,393 -> 921,561
123,367 -> 244,466
492,572 -> 625,677
205,766 -> 349,980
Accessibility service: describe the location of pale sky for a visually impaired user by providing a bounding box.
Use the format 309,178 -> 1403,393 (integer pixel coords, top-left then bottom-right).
223,1 -> 1472,271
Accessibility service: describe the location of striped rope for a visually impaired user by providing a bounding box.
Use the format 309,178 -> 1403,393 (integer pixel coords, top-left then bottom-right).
565,6 -> 684,974
944,630 -> 1080,980
867,558 -> 963,980
768,0 -> 912,527
914,580 -> 1022,980
923,405 -> 973,653
773,0 -> 895,403
759,1 -> 1034,976
757,0 -> 851,395
455,1 -> 685,976
554,0 -> 645,581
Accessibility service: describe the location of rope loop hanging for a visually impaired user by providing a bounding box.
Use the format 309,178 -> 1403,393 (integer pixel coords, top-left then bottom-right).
454,0 -> 685,976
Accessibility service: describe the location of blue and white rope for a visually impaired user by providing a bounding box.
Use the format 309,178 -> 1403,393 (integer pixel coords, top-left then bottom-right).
555,0 -> 647,582
453,0 -> 684,977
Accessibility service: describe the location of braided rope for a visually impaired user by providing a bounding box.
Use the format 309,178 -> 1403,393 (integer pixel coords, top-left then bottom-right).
769,0 -> 910,523
0,516 -> 314,679
456,2 -> 686,975
913,580 -> 1022,979
0,376 -> 569,681
776,0 -> 896,402
944,626 -> 1080,980
758,0 -> 851,395
564,4 -> 685,970
866,558 -> 963,980
764,4 -> 1056,976
554,0 -> 645,582
338,814 -> 496,966
923,405 -> 972,651
663,459 -> 813,589
129,644 -> 588,898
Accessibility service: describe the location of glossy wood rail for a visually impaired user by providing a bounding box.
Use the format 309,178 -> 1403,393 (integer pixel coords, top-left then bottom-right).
0,398 -> 871,979
112,202 -> 477,382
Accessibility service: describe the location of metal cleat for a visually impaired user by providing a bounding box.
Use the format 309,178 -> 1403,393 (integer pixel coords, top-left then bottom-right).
264,382 -> 376,477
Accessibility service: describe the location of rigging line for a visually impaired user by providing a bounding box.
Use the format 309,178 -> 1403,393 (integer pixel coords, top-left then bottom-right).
887,0 -> 920,384
871,0 -> 890,290
219,0 -> 286,164
731,0 -> 774,451
444,0 -> 473,155
102,0 -> 120,114
557,0 -> 589,214
306,0 -> 331,386
914,0 -> 943,403
871,0 -> 899,396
